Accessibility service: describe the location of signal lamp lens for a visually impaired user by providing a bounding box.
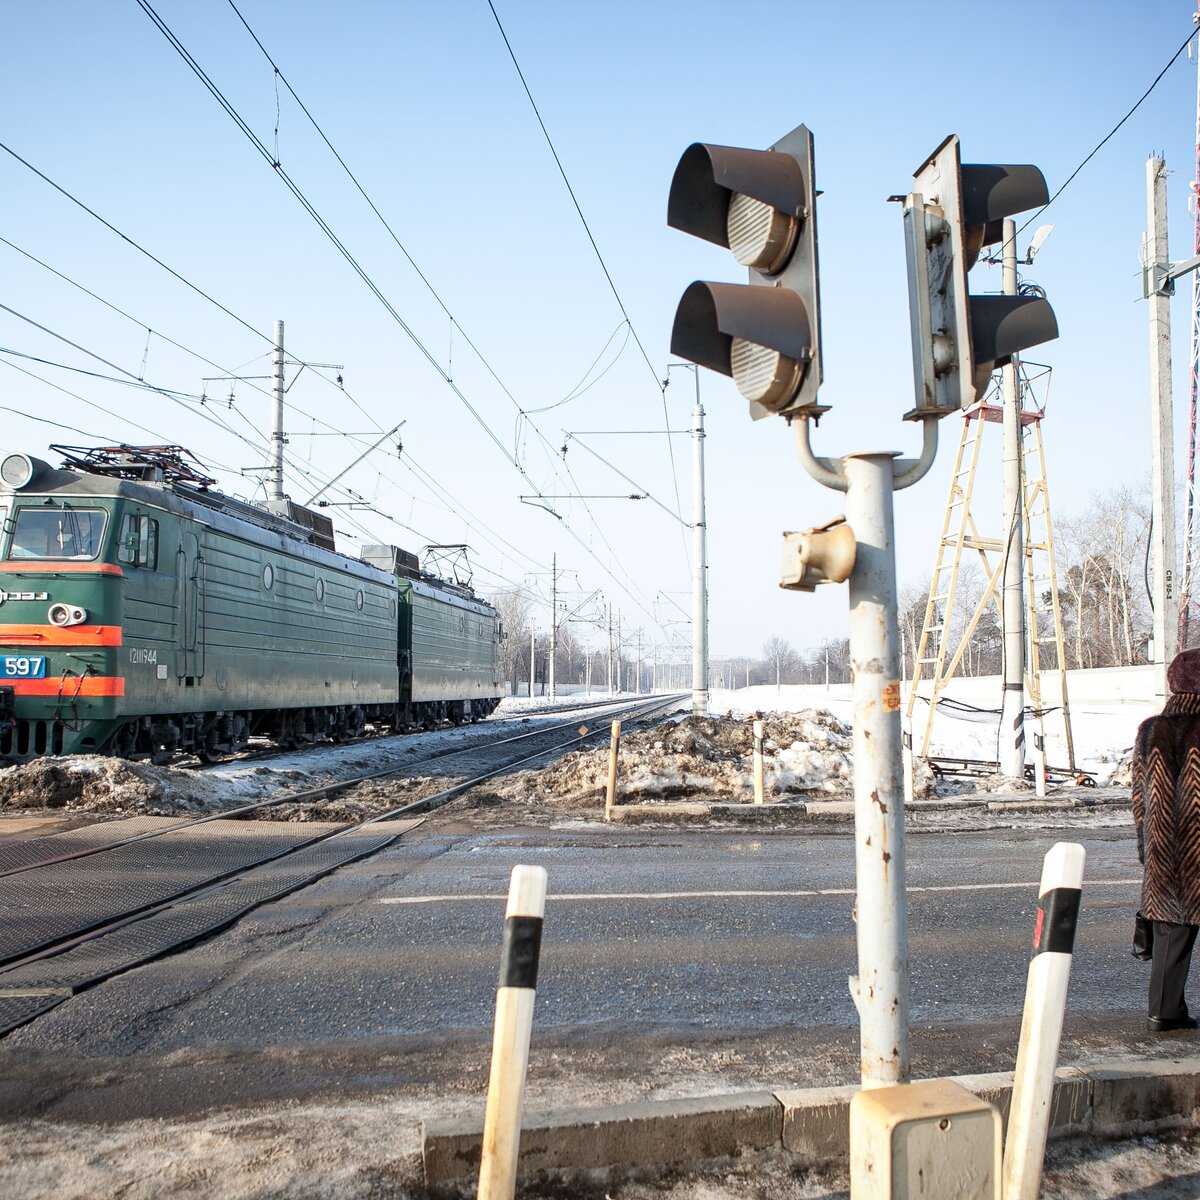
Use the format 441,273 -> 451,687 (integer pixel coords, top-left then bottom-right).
726,192 -> 797,274
730,338 -> 803,410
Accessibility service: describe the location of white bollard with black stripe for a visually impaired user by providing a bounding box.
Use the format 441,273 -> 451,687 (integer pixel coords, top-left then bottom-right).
1002,841 -> 1086,1200
478,865 -> 547,1200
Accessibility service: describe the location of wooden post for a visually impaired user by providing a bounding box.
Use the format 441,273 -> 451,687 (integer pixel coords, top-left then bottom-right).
604,720 -> 622,820
478,865 -> 547,1200
752,718 -> 765,805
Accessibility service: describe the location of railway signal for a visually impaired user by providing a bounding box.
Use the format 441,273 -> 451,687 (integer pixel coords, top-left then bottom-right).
667,124 -> 823,420
903,135 -> 1058,416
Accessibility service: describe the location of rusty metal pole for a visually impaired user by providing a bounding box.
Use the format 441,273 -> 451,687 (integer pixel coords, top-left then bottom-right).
843,451 -> 911,1086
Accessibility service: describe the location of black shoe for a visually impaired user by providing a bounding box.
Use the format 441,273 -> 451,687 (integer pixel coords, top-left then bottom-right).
1148,1015 -> 1199,1032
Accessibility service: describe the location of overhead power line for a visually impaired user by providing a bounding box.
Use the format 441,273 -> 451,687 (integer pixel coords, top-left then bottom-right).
1019,21 -> 1199,234
0,232 -> 555,584
137,0 -> 549,495
0,141 -> 266,343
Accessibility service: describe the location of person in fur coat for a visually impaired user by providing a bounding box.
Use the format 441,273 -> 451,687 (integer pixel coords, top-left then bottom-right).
1132,648 -> 1200,1032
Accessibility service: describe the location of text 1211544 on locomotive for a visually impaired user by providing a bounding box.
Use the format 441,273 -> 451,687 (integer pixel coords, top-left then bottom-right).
0,446 -> 502,763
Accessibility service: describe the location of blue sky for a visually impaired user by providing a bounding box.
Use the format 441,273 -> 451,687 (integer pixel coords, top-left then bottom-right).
3,1 -> 1198,664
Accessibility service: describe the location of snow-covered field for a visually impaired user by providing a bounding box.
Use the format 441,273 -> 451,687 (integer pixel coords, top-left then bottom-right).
710,679 -> 1154,786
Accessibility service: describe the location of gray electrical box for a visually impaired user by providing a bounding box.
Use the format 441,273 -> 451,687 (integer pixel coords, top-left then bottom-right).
850,1079 -> 1001,1199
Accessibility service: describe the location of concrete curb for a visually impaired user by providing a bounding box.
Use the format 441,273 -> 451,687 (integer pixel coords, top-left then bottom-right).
604,793 -> 1128,824
422,1057 -> 1200,1184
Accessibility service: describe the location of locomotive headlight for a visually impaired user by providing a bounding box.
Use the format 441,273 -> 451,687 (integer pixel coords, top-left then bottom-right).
48,603 -> 88,627
1,454 -> 49,490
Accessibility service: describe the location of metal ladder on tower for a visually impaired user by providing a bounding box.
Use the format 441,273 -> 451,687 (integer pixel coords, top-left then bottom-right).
1020,410 -> 1076,774
904,387 -> 1075,779
905,403 -> 992,756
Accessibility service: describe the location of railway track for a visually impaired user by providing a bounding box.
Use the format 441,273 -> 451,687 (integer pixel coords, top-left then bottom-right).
183,692 -> 659,770
0,692 -> 686,1036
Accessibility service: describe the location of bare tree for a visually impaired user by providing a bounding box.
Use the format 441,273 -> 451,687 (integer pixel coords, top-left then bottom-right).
761,635 -> 799,686
1056,485 -> 1150,668
488,590 -> 532,692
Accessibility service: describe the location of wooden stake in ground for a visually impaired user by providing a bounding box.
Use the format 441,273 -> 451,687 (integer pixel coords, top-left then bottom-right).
478,865 -> 547,1200
753,718 -> 765,804
605,720 -> 622,820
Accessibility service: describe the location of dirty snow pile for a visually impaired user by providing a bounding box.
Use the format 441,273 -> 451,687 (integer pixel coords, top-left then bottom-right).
496,710 -> 935,808
0,756 -> 259,816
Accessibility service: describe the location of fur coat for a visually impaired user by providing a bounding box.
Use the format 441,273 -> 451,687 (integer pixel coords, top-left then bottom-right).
1132,690 -> 1200,925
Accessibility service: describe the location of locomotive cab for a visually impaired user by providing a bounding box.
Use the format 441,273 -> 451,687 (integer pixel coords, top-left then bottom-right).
0,454 -> 125,757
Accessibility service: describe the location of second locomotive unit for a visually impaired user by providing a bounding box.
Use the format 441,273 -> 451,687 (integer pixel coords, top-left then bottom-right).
0,445 -> 502,763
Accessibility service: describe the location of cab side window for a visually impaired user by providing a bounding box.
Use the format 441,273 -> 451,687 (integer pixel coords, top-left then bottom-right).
118,513 -> 159,569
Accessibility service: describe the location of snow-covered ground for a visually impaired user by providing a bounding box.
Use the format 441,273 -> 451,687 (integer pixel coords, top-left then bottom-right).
0,680 -> 1148,817
711,680 -> 1154,786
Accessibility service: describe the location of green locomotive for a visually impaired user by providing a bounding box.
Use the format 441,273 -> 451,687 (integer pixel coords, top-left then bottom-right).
0,446 -> 502,763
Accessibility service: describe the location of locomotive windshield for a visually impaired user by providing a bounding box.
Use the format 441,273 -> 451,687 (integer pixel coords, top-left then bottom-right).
9,507 -> 107,560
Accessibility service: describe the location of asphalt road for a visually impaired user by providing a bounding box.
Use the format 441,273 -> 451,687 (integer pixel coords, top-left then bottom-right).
0,807 -> 1173,1132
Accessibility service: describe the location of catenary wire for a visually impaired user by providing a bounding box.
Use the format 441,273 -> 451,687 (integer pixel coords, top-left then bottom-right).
0,359 -> 160,442
222,0 -> 690,592
137,0 -> 547,490
0,141 -> 266,343
485,0 -> 688,543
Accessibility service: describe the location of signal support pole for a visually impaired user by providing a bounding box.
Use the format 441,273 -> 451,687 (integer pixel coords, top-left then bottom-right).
1000,219 -> 1027,779
1147,157 -> 1180,698
795,420 -> 939,1087
692,392 -> 710,718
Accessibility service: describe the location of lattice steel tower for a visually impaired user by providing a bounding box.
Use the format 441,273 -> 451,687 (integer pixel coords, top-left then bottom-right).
905,369 -> 1075,778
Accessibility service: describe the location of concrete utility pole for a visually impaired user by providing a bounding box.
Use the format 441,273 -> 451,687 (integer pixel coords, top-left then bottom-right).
548,554 -> 557,701
1000,219 -> 1028,779
269,319 -> 287,503
636,628 -> 643,694
616,611 -> 623,693
529,627 -> 536,699
1181,32 -> 1200,654
1147,156 -> 1180,698
607,607 -> 614,695
692,392 -> 710,717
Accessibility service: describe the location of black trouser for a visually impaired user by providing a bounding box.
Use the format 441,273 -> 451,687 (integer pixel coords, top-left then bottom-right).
1149,921 -> 1199,1020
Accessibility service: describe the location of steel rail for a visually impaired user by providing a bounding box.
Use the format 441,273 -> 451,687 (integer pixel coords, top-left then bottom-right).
199,693 -> 647,770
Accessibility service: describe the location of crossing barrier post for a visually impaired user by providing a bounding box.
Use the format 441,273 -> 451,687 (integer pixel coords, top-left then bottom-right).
1002,841 -> 1086,1200
478,865 -> 547,1200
